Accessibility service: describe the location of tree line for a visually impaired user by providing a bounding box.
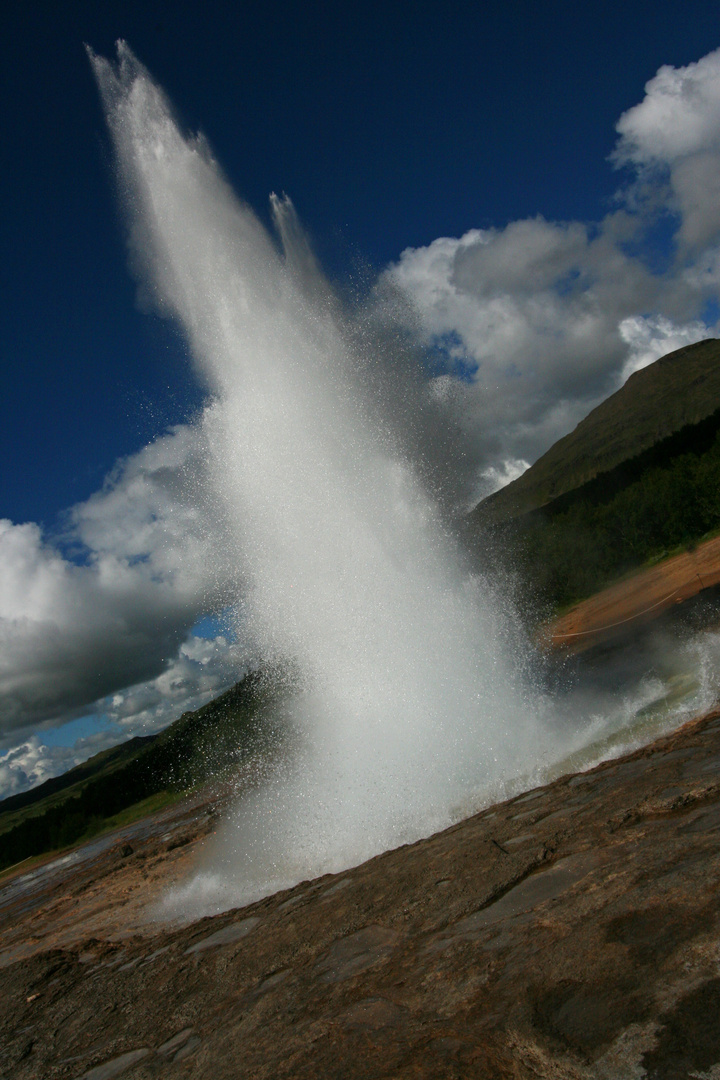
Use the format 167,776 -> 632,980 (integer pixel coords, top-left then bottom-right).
512,429 -> 720,610
0,671 -> 276,872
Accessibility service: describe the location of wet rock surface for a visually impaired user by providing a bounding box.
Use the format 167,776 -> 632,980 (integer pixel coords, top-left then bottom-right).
3,710 -> 720,1078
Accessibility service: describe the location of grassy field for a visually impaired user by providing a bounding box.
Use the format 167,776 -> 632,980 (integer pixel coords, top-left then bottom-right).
0,789 -> 188,882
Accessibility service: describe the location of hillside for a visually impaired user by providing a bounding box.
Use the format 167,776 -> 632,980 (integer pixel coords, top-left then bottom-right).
545,531 -> 720,652
505,418 -> 720,609
0,670 -> 278,871
465,339 -> 720,612
472,337 -> 720,526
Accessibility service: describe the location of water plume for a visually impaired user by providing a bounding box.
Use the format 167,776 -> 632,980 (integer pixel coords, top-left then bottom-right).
89,43 -> 565,917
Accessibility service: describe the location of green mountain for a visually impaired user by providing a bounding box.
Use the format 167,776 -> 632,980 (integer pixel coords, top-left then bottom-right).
471,338 -> 720,526
0,670 -> 281,872
467,339 -> 720,611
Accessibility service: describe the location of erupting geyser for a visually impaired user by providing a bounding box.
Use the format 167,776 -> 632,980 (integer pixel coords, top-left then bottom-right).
90,42 -> 551,917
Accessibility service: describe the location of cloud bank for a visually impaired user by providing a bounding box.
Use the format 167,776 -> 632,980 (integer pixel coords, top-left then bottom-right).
0,426 -> 210,733
0,627 -> 251,798
0,421 -> 252,791
384,48 -> 720,500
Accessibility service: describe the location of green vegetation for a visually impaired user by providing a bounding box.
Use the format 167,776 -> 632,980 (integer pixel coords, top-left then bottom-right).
510,422 -> 720,610
472,338 -> 720,526
0,670 -> 280,873
467,338 -> 720,613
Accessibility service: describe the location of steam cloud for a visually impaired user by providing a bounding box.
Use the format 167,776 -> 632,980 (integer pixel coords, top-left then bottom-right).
87,42 -> 554,911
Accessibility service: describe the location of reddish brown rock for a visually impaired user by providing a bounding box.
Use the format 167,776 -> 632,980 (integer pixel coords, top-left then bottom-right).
3,709 -> 720,1078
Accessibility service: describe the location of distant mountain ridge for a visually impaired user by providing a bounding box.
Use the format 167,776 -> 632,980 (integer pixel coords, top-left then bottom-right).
471,338 -> 720,526
0,735 -> 156,819
0,672 -> 275,871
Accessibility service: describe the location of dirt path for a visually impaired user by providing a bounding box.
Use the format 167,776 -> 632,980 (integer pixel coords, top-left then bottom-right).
545,532 -> 720,652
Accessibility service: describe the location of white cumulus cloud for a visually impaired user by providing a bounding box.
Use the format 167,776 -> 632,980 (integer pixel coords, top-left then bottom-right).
0,422 -> 236,754
614,49 -> 720,167
384,50 -> 720,501
614,49 -> 720,255
0,737 -> 88,800
618,313 -> 711,381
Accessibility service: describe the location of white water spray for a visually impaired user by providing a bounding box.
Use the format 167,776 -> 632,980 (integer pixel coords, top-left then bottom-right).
91,43 -> 558,916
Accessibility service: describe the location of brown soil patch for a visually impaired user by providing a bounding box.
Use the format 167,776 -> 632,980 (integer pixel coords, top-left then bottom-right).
545,532 -> 720,652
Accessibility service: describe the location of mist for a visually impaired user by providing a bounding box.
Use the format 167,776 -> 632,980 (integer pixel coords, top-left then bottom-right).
89,43 -> 720,920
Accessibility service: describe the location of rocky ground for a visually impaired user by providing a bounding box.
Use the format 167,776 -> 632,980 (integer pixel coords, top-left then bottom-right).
3,705 -> 720,1078
0,793 -> 219,972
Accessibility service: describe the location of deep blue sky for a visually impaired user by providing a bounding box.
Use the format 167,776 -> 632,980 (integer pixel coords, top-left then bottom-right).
3,0 -> 720,528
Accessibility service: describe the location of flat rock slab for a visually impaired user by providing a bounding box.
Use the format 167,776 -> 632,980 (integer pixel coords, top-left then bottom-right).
0,793 -> 219,969
4,708 -> 720,1078
81,1050 -> 152,1080
315,925 -> 400,982
184,917 -> 260,954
